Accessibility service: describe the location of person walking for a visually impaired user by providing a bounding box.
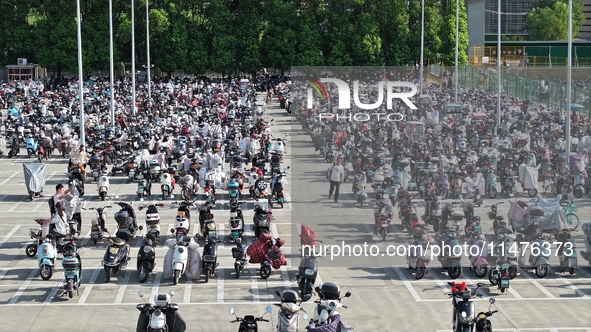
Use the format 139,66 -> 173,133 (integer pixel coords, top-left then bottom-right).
326,157 -> 345,203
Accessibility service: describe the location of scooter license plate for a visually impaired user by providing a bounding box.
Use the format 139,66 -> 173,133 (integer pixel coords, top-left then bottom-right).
66,274 -> 75,279
230,212 -> 237,218
137,188 -> 144,193
381,222 -> 389,228
569,257 -> 577,267
91,231 -> 99,237
232,231 -> 239,236
500,279 -> 510,288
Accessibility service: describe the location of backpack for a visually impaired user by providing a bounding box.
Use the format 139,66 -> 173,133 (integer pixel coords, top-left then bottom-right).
48,197 -> 56,215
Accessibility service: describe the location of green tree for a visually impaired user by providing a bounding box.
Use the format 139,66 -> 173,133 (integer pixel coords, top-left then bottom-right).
439,0 -> 469,66
372,0 -> 410,66
207,0 -> 236,76
351,11 -> 384,66
407,0 -> 442,65
261,0 -> 298,73
0,0 -> 34,65
525,0 -> 586,40
234,0 -> 265,75
321,0 -> 354,66
294,7 -> 324,66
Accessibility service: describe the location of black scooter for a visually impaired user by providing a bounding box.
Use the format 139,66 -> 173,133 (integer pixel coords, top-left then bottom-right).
229,306 -> 272,332
137,229 -> 156,283
101,230 -> 131,283
232,243 -> 248,278
252,205 -> 271,239
296,254 -> 319,302
201,236 -> 219,283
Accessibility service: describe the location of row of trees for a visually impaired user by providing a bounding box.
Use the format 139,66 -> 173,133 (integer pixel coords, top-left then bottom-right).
0,0 -> 583,76
0,0 -> 471,76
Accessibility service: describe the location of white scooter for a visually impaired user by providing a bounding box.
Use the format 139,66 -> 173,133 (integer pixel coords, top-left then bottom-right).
175,211 -> 191,236
38,234 -> 58,280
274,290 -> 308,332
170,230 -> 190,285
97,175 -> 109,201
160,172 -> 174,200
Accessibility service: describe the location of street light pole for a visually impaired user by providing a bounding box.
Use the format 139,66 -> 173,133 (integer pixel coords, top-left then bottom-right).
132,0 -> 136,115
454,0 -> 459,103
76,0 -> 85,148
496,0 -> 501,137
419,0 -> 425,95
109,0 -> 115,126
566,0 -> 572,157
146,0 -> 151,99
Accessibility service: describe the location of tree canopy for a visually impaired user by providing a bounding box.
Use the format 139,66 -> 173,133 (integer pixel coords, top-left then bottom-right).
525,0 -> 586,41
1,0 -> 471,75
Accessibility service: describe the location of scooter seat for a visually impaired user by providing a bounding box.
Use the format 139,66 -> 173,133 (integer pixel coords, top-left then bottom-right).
517,201 -> 528,208
109,237 -> 125,247
495,216 -> 504,221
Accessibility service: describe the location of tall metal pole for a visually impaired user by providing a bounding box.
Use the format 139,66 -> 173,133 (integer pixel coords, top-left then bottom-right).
496,0 -> 501,137
454,0 -> 459,103
566,0 -> 572,157
76,0 -> 85,148
109,0 -> 115,126
146,0 -> 151,99
132,0 -> 136,115
419,0 -> 425,95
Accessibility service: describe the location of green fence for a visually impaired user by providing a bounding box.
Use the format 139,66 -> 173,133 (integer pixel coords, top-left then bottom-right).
457,65 -> 591,118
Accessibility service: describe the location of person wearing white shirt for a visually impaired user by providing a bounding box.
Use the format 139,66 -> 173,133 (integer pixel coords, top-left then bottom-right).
326,157 -> 345,203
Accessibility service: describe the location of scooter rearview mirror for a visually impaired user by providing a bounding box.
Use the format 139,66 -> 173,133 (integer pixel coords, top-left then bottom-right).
458,195 -> 463,199
138,292 -> 144,297
303,313 -> 309,320
477,282 -> 485,287
344,292 -> 351,297
489,298 -> 496,304
229,307 -> 235,315
140,198 -> 144,202
266,306 -> 272,313
168,291 -> 174,297
275,290 -> 281,297
170,228 -> 175,234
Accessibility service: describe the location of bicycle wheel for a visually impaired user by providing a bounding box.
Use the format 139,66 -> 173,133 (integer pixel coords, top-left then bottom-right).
566,213 -> 580,227
544,184 -> 557,198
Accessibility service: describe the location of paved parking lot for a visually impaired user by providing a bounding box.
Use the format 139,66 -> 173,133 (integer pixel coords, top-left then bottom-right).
0,103 -> 590,331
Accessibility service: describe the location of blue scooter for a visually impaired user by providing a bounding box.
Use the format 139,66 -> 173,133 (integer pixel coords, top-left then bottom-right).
38,234 -> 57,280
484,170 -> 498,199
26,137 -> 37,158
60,238 -> 83,298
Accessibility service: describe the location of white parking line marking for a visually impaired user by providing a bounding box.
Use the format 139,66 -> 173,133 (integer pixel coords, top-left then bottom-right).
0,171 -> 19,185
555,276 -> 589,298
426,268 -> 450,294
392,266 -> 422,302
8,196 -> 29,212
518,268 -> 556,298
217,268 -> 224,303
183,280 -> 192,304
251,279 -> 260,302
78,268 -> 101,304
462,276 -> 488,299
280,266 -> 291,290
149,271 -> 162,301
8,269 -> 39,304
44,274 -> 65,304
32,202 -> 44,211
0,226 -> 21,248
114,280 -> 129,304
218,224 -> 225,249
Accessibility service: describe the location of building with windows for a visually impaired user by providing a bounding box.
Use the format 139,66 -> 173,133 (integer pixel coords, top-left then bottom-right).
467,0 -> 591,52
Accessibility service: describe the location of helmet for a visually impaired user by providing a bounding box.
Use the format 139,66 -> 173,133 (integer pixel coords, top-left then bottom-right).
279,290 -> 299,304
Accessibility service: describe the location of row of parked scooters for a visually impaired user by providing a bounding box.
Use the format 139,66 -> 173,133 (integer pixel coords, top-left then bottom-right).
134,282 -> 354,332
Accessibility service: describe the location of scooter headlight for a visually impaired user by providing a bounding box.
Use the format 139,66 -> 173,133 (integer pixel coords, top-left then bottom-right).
143,246 -> 152,254
42,246 -> 49,256
303,268 -> 314,276
476,194 -> 481,199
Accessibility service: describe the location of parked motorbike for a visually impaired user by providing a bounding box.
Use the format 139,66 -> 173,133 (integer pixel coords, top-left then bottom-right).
139,204 -> 165,244
273,290 -> 308,332
448,282 -> 486,332
101,231 -> 131,283
136,291 -> 187,332
554,228 -> 577,275
97,175 -> 109,201
38,234 -> 58,280
528,232 -> 552,278
253,204 -> 272,239
201,235 -> 219,283
297,253 -> 319,302
473,298 -> 499,332
60,238 -> 83,299
160,172 -> 175,200
228,200 -> 246,244
137,229 -> 156,283
488,263 -> 511,294
438,228 -> 463,279
232,243 -> 248,278
228,306 -> 272,332
88,205 -> 111,245
312,283 -> 351,325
